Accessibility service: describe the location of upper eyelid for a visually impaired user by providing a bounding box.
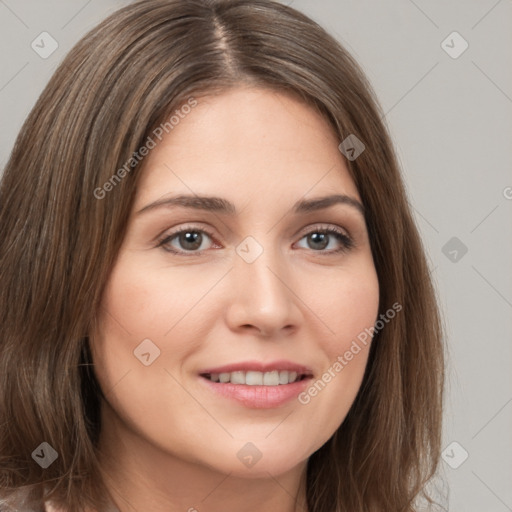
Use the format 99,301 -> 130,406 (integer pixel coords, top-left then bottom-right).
162,222 -> 351,240
297,222 -> 351,237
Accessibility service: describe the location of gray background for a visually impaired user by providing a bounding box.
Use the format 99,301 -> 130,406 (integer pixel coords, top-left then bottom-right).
1,1 -> 511,510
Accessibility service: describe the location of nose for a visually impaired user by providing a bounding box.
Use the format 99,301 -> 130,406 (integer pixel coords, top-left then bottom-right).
224,241 -> 303,338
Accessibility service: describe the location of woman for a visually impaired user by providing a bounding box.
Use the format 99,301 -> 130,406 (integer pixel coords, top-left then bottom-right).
0,1 -> 444,511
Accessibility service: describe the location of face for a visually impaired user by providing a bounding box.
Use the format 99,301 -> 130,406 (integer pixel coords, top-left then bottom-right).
91,87 -> 379,478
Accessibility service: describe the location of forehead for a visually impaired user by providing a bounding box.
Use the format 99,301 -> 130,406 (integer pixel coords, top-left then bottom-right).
134,86 -> 360,209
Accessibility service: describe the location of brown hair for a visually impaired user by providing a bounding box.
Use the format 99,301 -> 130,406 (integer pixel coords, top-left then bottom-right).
0,0 -> 444,510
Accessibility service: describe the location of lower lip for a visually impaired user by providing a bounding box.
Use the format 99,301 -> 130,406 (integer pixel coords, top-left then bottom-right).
199,376 -> 312,409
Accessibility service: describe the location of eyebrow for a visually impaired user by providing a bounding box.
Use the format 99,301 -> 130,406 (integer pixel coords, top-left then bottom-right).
136,193 -> 365,217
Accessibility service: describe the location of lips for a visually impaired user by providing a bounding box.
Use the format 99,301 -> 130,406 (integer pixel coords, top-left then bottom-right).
198,360 -> 314,408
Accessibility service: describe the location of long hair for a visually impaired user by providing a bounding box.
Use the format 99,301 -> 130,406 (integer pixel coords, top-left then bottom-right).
0,1 -> 444,510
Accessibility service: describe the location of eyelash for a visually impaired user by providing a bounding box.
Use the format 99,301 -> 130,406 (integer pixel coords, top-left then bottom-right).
156,224 -> 354,256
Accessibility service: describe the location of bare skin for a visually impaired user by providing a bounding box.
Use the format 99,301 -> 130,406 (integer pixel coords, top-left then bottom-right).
83,86 -> 379,512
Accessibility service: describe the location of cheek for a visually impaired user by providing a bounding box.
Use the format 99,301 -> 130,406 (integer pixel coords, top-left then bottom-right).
94,256 -> 217,346
99,261 -> 178,334
89,259 -> 173,396
311,261 -> 380,356
295,262 -> 379,435
89,256 -> 228,400
88,258 -> 209,446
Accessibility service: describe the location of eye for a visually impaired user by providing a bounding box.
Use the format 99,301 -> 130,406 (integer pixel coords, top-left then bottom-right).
157,226 -> 218,254
295,226 -> 354,254
157,224 -> 354,255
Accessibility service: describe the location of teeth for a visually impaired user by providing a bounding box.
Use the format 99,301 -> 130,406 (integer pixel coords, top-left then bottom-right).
246,371 -> 263,385
278,370 -> 289,384
206,370 -> 302,385
231,371 -> 245,385
263,370 -> 279,386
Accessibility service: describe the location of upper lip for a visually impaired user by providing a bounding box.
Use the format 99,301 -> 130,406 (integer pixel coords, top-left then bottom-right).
199,360 -> 313,376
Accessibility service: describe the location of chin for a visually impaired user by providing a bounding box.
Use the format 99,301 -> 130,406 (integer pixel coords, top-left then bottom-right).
194,437 -> 311,479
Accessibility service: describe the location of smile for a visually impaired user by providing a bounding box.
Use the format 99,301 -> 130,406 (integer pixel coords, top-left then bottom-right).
198,361 -> 314,408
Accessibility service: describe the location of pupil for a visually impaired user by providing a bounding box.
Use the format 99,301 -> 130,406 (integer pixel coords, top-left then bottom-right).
181,231 -> 202,250
309,232 -> 328,250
